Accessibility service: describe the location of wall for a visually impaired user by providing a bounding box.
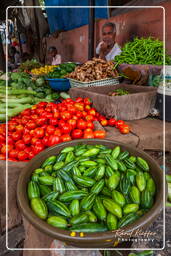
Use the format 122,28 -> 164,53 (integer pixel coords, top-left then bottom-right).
46,0 -> 171,63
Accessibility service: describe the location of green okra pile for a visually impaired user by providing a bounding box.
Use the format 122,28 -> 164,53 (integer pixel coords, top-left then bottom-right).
27,144 -> 156,233
114,37 -> 171,65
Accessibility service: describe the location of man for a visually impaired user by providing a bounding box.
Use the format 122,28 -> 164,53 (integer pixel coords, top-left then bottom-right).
96,22 -> 121,61
48,46 -> 61,65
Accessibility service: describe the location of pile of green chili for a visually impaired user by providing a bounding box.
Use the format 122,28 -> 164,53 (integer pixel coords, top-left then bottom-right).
114,37 -> 171,65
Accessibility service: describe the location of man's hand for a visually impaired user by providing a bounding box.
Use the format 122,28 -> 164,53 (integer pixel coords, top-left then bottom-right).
99,42 -> 108,60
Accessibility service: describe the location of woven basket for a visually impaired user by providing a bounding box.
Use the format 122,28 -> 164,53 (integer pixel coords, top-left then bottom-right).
69,77 -> 119,88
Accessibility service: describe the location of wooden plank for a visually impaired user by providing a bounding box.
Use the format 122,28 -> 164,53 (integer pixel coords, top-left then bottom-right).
0,161 -> 27,233
127,118 -> 171,152
0,225 -> 24,255
23,217 -> 52,256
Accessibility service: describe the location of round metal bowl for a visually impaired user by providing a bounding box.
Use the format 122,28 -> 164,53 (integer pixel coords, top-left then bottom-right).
17,139 -> 163,248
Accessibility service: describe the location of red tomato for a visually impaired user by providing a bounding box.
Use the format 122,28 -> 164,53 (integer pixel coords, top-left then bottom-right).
120,125 -> 130,134
85,105 -> 91,111
36,117 -> 47,126
40,125 -> 47,130
1,144 -> 13,154
8,123 -> 17,131
108,118 -> 116,127
11,131 -> 21,141
84,98 -> 92,105
72,116 -> 78,121
75,97 -> 83,103
71,129 -> 83,139
48,135 -> 61,147
61,134 -> 72,142
54,128 -> 62,137
21,117 -> 30,125
26,121 -> 37,130
18,151 -> 28,161
53,111 -> 60,119
23,134 -> 32,145
24,147 -> 31,154
46,113 -> 54,120
30,129 -> 35,136
88,109 -> 96,116
67,106 -> 76,114
0,154 -> 5,160
61,123 -> 72,134
49,118 -> 58,126
46,125 -> 55,135
100,119 -> 108,126
60,111 -> 72,120
86,121 -> 94,129
77,119 -> 87,130
46,102 -> 56,108
33,143 -> 45,154
15,124 -> 24,133
98,115 -> 106,121
31,137 -> 40,145
9,149 -> 19,159
28,151 -> 35,159
15,140 -> 26,151
64,98 -> 74,104
82,111 -> 87,118
0,134 -> 5,143
42,136 -> 49,146
115,120 -> 125,128
31,114 -> 39,120
23,128 -> 30,135
74,103 -> 84,112
85,115 -> 94,121
84,128 -> 93,133
68,119 -> 77,129
83,131 -> 94,139
36,108 -> 45,115
58,120 -> 66,129
75,111 -> 83,118
21,108 -> 31,116
37,102 -> 47,108
34,128 -> 45,138
94,130 -> 106,139
41,111 -> 50,118
8,137 -> 14,145
45,107 -> 52,113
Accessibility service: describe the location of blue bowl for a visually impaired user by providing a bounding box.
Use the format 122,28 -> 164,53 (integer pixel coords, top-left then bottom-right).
46,78 -> 70,91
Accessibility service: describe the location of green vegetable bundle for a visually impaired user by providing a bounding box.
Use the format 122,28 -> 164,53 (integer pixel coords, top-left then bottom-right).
47,63 -> 77,79
27,144 -> 156,233
114,37 -> 171,65
19,59 -> 41,72
0,72 -> 61,121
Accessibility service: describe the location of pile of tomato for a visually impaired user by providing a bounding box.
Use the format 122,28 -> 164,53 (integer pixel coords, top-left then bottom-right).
0,97 -> 130,161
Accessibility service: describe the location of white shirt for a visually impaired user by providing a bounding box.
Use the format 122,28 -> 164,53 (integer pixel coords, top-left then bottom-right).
52,54 -> 61,65
96,42 -> 121,61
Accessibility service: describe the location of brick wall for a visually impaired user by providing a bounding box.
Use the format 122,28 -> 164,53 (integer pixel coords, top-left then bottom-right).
46,0 -> 171,63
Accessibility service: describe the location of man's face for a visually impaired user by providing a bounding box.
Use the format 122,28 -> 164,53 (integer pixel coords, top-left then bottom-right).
102,26 -> 116,46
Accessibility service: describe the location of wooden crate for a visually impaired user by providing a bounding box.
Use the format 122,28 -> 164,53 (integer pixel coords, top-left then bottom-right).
69,84 -> 157,120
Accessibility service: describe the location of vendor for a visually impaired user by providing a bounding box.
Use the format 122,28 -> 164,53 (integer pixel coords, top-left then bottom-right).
48,46 -> 61,65
96,22 -> 121,61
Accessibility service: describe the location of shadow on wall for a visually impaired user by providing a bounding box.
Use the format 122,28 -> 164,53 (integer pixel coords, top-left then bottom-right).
65,44 -> 74,62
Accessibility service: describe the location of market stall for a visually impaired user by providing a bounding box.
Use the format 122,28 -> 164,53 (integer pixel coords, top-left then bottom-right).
1,1 -> 171,254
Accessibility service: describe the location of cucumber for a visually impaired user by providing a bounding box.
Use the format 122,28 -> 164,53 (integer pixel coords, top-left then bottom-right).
59,190 -> 88,202
47,216 -> 68,229
69,223 -> 108,232
46,200 -> 71,217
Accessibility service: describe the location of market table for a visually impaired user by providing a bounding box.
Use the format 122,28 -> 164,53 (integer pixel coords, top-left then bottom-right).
0,118 -> 171,256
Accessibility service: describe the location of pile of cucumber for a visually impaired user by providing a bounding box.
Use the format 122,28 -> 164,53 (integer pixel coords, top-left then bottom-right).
27,144 -> 156,233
